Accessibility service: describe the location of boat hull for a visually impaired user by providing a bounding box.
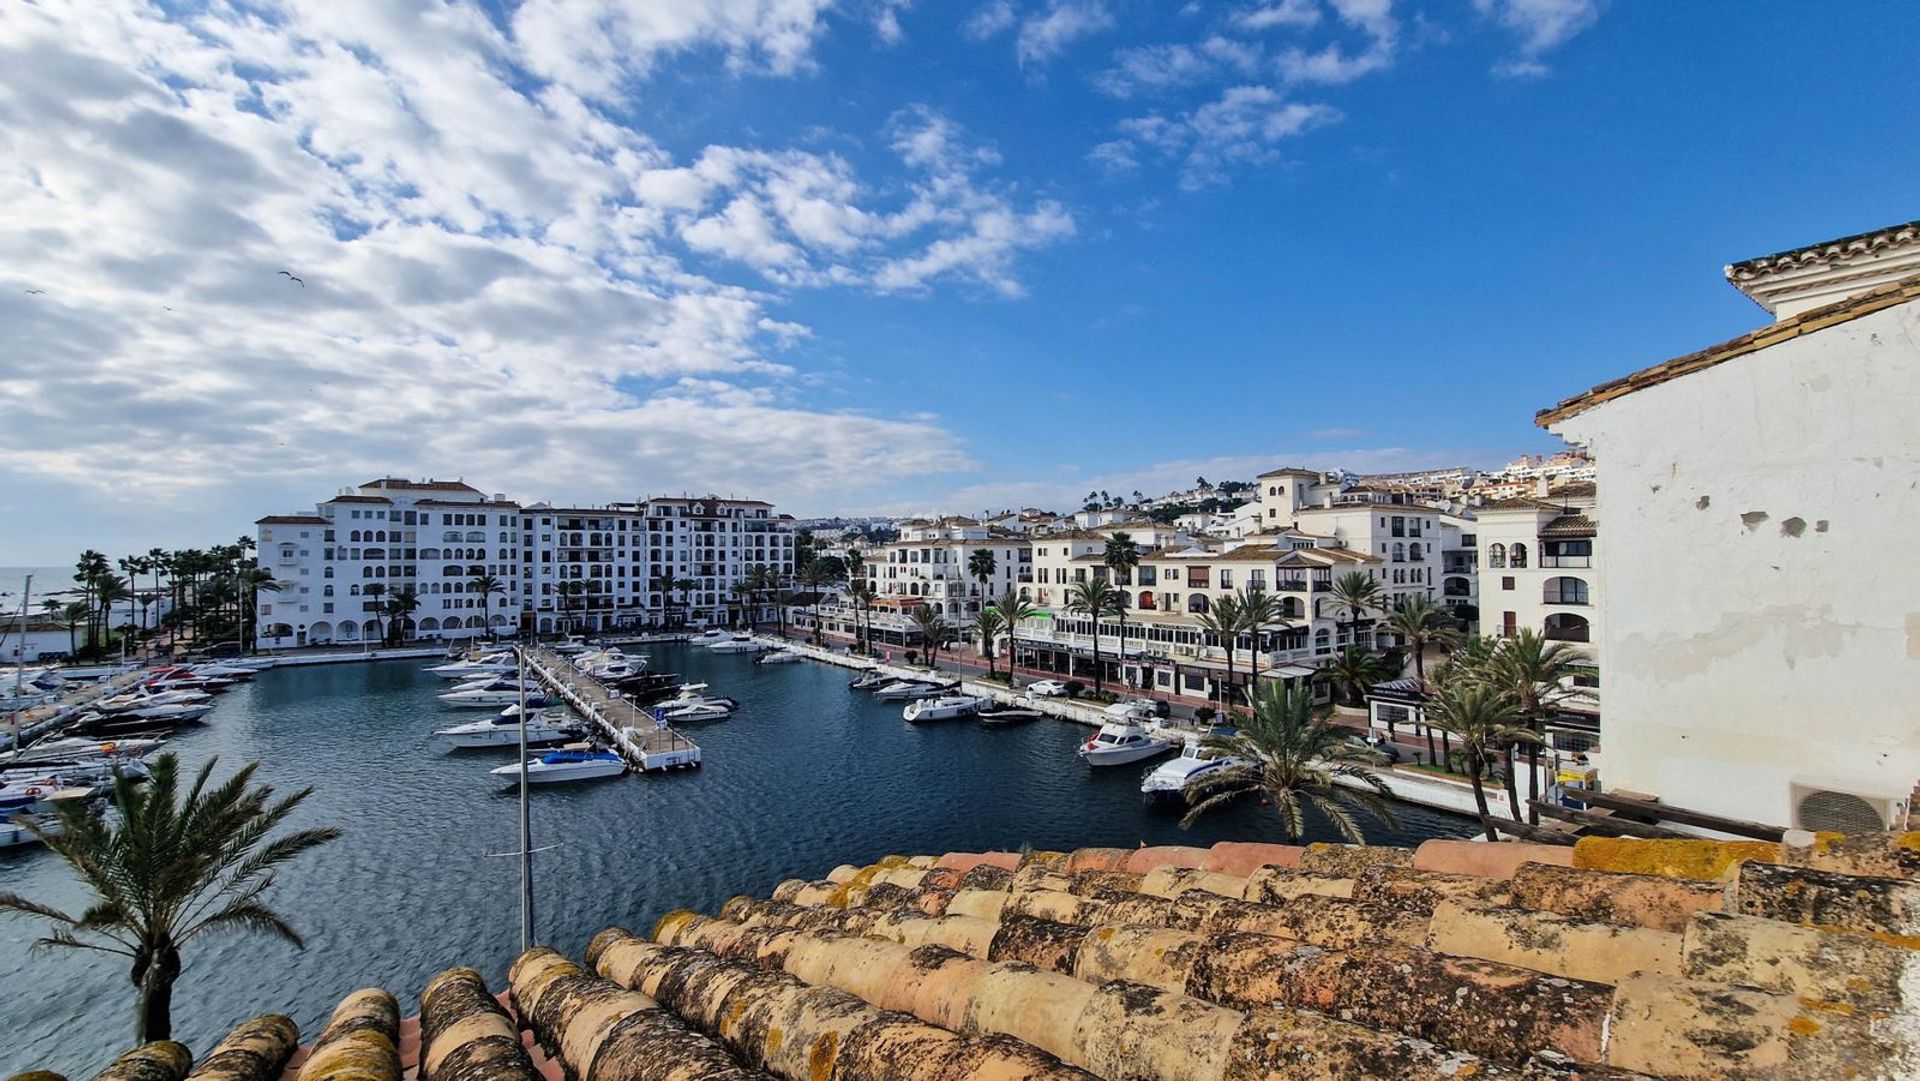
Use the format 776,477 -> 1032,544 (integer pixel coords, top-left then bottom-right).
1078,742 -> 1175,767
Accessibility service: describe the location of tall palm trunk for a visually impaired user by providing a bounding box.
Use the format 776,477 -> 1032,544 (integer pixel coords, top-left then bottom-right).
1503,743 -> 1523,821
1089,621 -> 1102,693
1467,750 -> 1499,842
134,943 -> 181,1043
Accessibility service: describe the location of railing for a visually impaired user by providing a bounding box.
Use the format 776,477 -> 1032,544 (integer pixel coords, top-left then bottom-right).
1542,594 -> 1589,606
1543,626 -> 1591,643
1540,556 -> 1592,568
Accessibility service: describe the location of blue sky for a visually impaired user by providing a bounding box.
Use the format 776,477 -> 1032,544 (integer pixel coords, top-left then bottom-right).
2,0 -> 1917,561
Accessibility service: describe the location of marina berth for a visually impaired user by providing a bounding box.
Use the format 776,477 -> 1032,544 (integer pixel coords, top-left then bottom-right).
25,832 -> 1920,1081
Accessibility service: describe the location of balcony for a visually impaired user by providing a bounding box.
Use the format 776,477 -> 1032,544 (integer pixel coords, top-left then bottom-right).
1540,556 -> 1592,569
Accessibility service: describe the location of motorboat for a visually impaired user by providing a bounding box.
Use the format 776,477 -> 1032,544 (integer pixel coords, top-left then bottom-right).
572,648 -> 636,675
436,678 -> 539,708
872,679 -> 955,702
707,635 -> 765,654
186,662 -> 256,680
97,687 -> 210,711
652,684 -> 739,723
4,736 -> 165,765
608,672 -> 681,703
976,704 -> 1044,726
98,700 -> 213,724
1103,699 -> 1162,723
0,809 -> 72,849
848,669 -> 893,690
424,653 -> 516,680
550,635 -> 592,655
690,629 -> 731,647
1140,742 -> 1247,801
754,649 -> 802,665
435,706 -> 584,749
0,756 -> 149,791
1077,722 -> 1176,767
903,695 -> 983,723
489,747 -> 625,784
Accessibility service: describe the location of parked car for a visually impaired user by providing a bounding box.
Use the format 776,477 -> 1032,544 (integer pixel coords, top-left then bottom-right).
1024,679 -> 1069,697
1348,734 -> 1401,763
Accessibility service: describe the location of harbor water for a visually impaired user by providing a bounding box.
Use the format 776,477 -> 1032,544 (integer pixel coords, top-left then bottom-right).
0,644 -> 1471,1073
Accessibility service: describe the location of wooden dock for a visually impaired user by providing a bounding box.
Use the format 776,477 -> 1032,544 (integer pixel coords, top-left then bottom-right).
519,647 -> 701,772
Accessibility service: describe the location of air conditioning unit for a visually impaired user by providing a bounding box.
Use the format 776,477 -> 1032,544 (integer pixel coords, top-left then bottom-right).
1789,781 -> 1910,834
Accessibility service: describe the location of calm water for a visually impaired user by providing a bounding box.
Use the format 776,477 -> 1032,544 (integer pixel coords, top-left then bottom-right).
0,645 -> 1469,1073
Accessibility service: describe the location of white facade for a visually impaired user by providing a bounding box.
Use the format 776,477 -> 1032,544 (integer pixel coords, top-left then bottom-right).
1543,222 -> 1920,830
256,481 -> 792,646
862,518 -> 1031,620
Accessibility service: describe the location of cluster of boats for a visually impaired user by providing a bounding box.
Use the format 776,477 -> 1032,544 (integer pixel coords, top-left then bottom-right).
845,668 -> 1045,726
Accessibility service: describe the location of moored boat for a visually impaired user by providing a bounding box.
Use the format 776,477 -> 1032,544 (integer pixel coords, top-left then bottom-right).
976,704 -> 1043,726
435,705 -> 585,749
1140,741 -> 1246,801
1077,722 -> 1177,767
706,634 -> 765,654
872,678 -> 955,702
754,649 -> 802,665
651,684 -> 739,723
848,669 -> 892,690
488,747 -> 625,784
903,695 -> 983,723
437,678 -> 539,708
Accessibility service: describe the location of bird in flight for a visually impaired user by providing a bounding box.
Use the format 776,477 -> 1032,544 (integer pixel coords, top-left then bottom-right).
277,270 -> 304,287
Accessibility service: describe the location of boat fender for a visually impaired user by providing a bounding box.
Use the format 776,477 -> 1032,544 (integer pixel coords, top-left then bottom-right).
25,787 -> 43,797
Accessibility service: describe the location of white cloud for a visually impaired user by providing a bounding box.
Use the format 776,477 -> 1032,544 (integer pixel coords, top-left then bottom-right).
1234,0 -> 1324,31
872,0 -> 912,45
962,0 -> 1018,40
1106,86 -> 1340,190
1473,0 -> 1602,76
1092,37 -> 1263,98
0,0 -> 1084,558
1016,0 -> 1114,65
511,0 -> 836,98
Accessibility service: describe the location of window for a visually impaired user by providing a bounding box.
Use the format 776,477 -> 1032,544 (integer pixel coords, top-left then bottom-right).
1543,577 -> 1590,605
1502,576 -> 1515,590
1487,543 -> 1507,569
1187,594 -> 1209,613
1391,543 -> 1405,562
1219,569 -> 1233,588
1509,543 -> 1529,568
1501,611 -> 1516,636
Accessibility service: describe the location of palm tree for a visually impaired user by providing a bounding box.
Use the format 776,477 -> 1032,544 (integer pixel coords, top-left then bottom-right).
54,600 -> 87,657
1064,577 -> 1121,695
845,577 -> 876,654
468,573 -> 505,640
361,583 -> 386,645
1329,570 -> 1383,650
989,588 -> 1035,679
1234,584 -> 1280,703
966,549 -> 997,601
770,587 -> 797,641
972,608 -> 1006,680
740,564 -> 775,633
1423,681 -> 1535,841
0,754 -> 340,1042
1181,682 -> 1398,843
910,605 -> 951,669
798,557 -> 842,645
1103,533 -> 1141,680
232,568 -> 280,653
94,575 -> 130,656
1325,644 -> 1389,708
1385,595 -> 1461,686
669,577 -> 697,628
73,549 -> 110,655
382,586 -> 420,646
1193,593 -> 1243,712
118,556 -> 146,638
1491,629 -> 1589,825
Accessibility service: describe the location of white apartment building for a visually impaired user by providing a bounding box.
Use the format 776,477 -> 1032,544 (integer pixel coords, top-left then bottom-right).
255,481 -> 792,646
1542,218 -> 1920,831
1473,482 -> 1601,746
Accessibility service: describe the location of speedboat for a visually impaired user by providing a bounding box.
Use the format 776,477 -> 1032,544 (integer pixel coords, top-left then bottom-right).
754,649 -> 802,665
707,635 -> 765,654
977,704 -> 1043,726
848,669 -> 893,690
425,654 -> 516,680
0,757 -> 149,791
435,705 -> 584,749
903,695 -> 983,723
550,635 -> 591,655
101,700 -> 213,724
1103,699 -> 1161,723
1077,722 -> 1176,767
652,684 -> 739,723
186,662 -> 256,680
4,736 -> 165,765
437,678 -> 538,708
590,660 -> 643,680
1140,741 -> 1246,801
608,672 -> 681,703
872,679 -> 954,702
97,687 -> 210,711
489,747 -> 625,784
690,629 -> 731,647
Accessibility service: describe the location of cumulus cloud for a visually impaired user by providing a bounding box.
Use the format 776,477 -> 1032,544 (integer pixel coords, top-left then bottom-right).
1015,0 -> 1114,65
1473,0 -> 1602,76
962,0 -> 1018,40
1101,86 -> 1339,190
0,0 -> 1075,557
1091,37 -> 1264,98
1234,0 -> 1324,31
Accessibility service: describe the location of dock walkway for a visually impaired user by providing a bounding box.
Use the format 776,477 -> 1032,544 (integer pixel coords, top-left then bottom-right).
519,647 -> 700,772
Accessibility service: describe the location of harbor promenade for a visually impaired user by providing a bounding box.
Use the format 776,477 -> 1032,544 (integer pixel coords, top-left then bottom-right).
518,646 -> 701,771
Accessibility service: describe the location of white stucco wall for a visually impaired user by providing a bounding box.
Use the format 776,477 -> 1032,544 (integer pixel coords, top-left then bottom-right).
1551,298 -> 1920,827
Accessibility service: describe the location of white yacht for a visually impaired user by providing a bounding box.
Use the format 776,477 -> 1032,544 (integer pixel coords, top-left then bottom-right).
976,703 -> 1043,726
1140,742 -> 1246,801
690,629 -> 731,647
425,653 -> 516,680
436,678 -> 538,708
847,669 -> 893,690
1077,722 -> 1176,767
872,678 -> 953,702
903,695 -> 983,723
435,705 -> 584,749
4,736 -> 165,765
550,635 -> 591,655
707,634 -> 765,654
653,684 -> 739,723
97,687 -> 210,711
754,649 -> 802,665
489,747 -> 625,784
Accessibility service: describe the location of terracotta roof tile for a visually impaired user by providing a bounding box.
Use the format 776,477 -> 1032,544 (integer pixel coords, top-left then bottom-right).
1540,513 -> 1597,538
1538,272 -> 1920,427
255,514 -> 329,525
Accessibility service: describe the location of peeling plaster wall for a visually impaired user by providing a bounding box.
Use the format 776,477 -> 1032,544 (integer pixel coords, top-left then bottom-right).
1551,299 -> 1920,825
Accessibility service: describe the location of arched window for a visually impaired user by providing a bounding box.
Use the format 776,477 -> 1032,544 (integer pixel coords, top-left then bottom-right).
361,566 -> 373,578
323,585 -> 334,596
1543,576 -> 1590,605
1509,543 -> 1529,568
1408,542 -> 1423,561
349,530 -> 362,542
1487,543 -> 1507,569
349,584 -> 361,595
1187,594 -> 1209,614
1391,542 -> 1405,561
1543,612 -> 1589,642
1137,590 -> 1155,611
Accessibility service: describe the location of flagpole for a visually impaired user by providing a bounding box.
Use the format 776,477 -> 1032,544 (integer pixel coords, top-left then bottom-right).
516,646 -> 534,951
